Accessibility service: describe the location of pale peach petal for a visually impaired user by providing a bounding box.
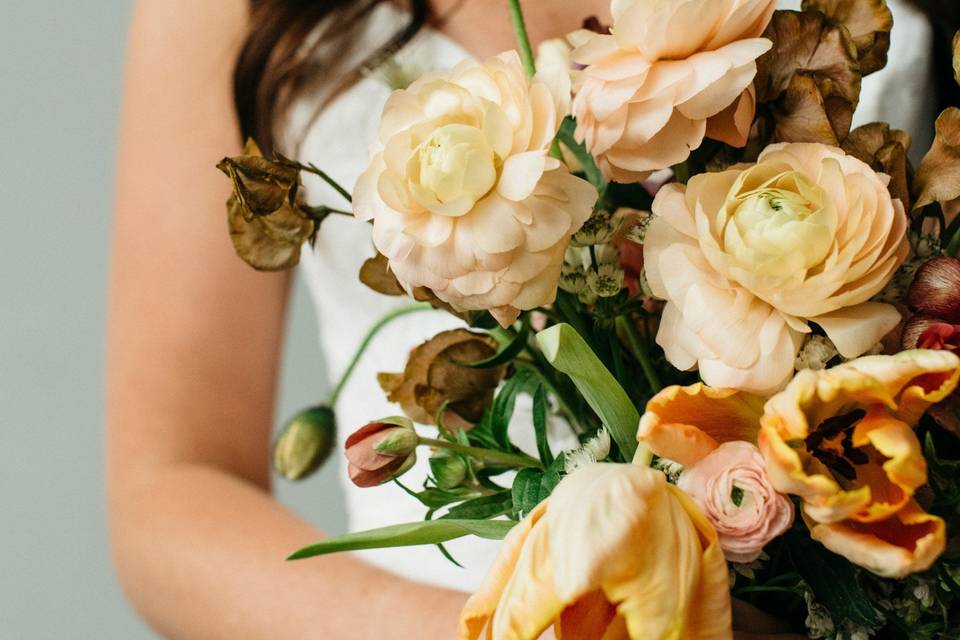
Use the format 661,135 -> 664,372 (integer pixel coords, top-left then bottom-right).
704,86 -> 755,147
811,302 -> 903,358
498,151 -> 549,202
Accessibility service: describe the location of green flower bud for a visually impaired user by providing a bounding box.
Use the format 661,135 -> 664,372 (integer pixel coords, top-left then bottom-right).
429,449 -> 468,490
273,405 -> 336,481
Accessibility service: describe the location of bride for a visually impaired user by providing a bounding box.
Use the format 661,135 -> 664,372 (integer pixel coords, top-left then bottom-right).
106,0 -> 952,637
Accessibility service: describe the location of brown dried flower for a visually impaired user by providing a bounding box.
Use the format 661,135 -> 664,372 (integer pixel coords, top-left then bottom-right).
914,108 -> 960,221
378,329 -> 506,431
842,122 -> 912,208
755,10 -> 861,145
802,0 -> 892,75
217,140 -> 314,271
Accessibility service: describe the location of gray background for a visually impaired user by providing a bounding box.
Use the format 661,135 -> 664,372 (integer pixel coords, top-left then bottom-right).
0,3 -> 345,638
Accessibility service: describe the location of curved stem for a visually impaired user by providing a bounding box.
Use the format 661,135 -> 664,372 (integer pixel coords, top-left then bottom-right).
616,315 -> 663,393
507,0 -> 537,78
299,163 -> 353,204
327,303 -> 433,407
419,437 -> 543,469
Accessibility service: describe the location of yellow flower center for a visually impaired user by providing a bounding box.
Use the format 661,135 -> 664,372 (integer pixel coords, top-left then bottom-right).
409,124 -> 498,215
723,170 -> 837,280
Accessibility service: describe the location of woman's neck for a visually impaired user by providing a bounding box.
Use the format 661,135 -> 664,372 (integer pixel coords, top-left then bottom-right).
420,0 -> 612,59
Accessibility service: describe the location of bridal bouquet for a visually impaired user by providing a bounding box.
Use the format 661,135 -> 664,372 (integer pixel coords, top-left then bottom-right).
218,0 -> 960,637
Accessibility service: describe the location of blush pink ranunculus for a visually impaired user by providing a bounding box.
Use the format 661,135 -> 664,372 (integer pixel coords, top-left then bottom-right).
644,143 -> 909,394
570,0 -> 777,183
354,51 -> 598,327
678,441 -> 794,563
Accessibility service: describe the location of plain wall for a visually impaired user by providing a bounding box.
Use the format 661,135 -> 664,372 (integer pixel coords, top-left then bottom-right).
0,3 -> 346,638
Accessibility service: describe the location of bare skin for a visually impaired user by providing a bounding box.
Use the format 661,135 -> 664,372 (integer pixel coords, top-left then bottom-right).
107,0 -> 804,638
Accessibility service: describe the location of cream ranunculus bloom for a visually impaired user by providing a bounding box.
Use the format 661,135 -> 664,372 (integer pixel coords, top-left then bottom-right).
571,0 -> 777,183
645,143 -> 909,394
459,463 -> 732,640
354,52 -> 598,327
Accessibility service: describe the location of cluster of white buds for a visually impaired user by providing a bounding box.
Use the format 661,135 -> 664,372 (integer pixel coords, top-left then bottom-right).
572,210 -> 618,247
560,244 -> 625,304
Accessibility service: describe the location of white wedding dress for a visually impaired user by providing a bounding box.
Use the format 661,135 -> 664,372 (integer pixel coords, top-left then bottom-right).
288,1 -> 934,593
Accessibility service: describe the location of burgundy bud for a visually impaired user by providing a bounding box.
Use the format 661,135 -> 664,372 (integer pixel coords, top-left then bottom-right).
908,257 -> 960,323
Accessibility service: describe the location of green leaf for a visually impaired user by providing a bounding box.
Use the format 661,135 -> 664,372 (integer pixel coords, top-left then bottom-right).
532,384 -> 554,466
788,533 -> 882,628
511,454 -> 567,519
441,491 -> 513,520
536,324 -> 639,460
557,116 -> 607,197
512,468 -> 545,518
456,318 -> 530,369
492,368 -> 536,450
288,519 -> 516,560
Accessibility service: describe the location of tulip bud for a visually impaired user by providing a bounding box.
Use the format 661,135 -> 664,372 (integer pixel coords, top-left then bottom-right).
273,405 -> 337,481
345,417 -> 419,488
429,449 -> 468,490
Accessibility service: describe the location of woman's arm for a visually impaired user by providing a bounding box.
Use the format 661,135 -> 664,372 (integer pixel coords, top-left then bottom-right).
106,1 -> 466,638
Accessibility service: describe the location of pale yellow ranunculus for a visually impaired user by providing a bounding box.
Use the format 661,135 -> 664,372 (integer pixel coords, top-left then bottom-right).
459,463 -> 732,640
645,143 -> 909,394
354,52 -> 597,327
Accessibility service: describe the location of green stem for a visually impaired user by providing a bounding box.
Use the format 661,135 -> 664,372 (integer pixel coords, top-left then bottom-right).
299,163 -> 354,204
947,226 -> 960,257
419,437 -> 543,469
303,204 -> 353,220
327,303 -> 433,407
616,315 -> 663,393
507,0 -> 537,78
514,359 -> 584,434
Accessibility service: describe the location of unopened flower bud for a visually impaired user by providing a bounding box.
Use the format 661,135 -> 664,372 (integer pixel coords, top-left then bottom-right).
429,449 -> 468,490
345,417 -> 419,488
273,405 -> 337,481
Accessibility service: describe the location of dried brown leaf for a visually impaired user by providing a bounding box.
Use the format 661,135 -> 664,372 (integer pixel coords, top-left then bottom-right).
914,107 -> 960,212
803,0 -> 892,75
359,253 -> 406,296
226,195 -> 314,271
756,10 -> 861,142
842,122 -> 912,207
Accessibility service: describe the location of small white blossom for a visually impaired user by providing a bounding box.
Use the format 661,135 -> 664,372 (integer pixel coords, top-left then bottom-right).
587,263 -> 626,298
572,211 -> 617,247
651,457 -> 684,484
803,588 -> 836,639
564,429 -> 612,473
795,335 -> 839,371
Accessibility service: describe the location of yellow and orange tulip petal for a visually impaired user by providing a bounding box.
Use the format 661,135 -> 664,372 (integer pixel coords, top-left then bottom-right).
458,464 -> 732,640
759,350 -> 960,577
638,384 -> 767,466
809,502 -> 946,579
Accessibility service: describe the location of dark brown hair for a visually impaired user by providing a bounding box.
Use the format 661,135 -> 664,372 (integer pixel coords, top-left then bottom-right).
233,0 -> 431,151
234,1 -> 959,151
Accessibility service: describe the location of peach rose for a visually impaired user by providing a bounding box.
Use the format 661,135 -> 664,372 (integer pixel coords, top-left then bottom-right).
645,143 -> 909,394
638,384 -> 793,563
354,52 -> 598,327
678,442 -> 794,563
459,463 -> 732,640
571,0 -> 776,183
759,350 -> 960,578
